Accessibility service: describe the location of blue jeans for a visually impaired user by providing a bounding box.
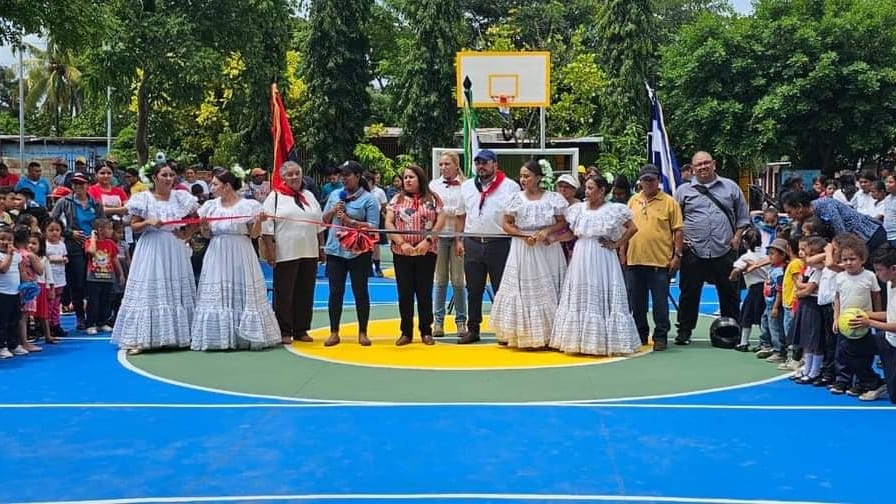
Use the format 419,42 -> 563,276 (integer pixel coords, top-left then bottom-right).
433,237 -> 466,330
761,299 -> 785,353
783,306 -> 794,348
625,265 -> 671,344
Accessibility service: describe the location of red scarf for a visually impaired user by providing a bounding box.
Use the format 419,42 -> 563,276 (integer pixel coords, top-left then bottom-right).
276,182 -> 308,207
476,170 -> 506,211
443,178 -> 460,187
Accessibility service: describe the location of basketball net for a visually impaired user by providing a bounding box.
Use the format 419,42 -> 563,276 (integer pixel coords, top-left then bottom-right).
493,94 -> 514,122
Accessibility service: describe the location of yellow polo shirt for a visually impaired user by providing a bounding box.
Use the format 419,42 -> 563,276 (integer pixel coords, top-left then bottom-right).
626,190 -> 683,267
783,258 -> 804,310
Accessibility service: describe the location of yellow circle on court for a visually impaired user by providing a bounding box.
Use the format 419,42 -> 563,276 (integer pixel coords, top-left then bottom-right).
289,316 -> 651,370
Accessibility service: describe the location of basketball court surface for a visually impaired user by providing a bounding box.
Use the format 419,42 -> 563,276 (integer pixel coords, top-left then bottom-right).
2,262 -> 893,504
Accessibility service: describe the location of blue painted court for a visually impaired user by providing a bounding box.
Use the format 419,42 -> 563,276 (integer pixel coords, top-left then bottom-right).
1,265 -> 892,504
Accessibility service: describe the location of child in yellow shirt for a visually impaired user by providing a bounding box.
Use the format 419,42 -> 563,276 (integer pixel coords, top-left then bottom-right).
780,236 -> 804,370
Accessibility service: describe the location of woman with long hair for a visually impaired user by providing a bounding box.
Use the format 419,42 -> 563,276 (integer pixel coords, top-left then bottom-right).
191,166 -> 280,351
428,152 -> 467,337
112,163 -> 199,355
550,175 -> 641,356
490,160 -> 569,349
386,164 -> 446,345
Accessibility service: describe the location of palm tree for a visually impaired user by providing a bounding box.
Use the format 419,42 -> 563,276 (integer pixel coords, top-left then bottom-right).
23,37 -> 83,136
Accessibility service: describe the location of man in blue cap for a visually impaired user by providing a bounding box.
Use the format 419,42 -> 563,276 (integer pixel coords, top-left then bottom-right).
454,149 -> 519,344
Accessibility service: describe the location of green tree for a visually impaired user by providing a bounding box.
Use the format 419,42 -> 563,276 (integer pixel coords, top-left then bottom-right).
23,37 -> 83,136
0,0 -> 100,47
301,0 -> 373,173
395,0 -> 463,166
592,0 -> 654,134
659,12 -> 760,171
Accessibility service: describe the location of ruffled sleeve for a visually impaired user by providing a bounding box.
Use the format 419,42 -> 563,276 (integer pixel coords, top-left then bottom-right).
503,192 -> 524,216
565,202 -> 583,229
547,191 -> 569,215
197,199 -> 214,219
386,193 -> 401,214
172,190 -> 200,218
612,203 -> 634,228
126,191 -> 150,219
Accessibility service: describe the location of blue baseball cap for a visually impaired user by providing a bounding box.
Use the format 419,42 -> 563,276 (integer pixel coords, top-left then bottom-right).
474,149 -> 498,162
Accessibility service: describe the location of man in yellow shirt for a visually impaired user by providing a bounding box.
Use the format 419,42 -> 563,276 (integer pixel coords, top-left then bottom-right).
624,164 -> 684,351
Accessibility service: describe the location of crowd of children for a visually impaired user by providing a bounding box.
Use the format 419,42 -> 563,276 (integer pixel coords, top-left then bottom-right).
731,208 -> 893,402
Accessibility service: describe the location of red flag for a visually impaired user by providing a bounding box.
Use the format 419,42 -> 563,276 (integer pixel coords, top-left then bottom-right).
270,83 -> 294,189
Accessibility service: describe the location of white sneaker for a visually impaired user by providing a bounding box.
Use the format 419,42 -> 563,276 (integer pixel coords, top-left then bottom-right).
100,325 -> 113,333
0,348 -> 12,358
859,384 -> 888,401
11,346 -> 29,356
86,327 -> 98,335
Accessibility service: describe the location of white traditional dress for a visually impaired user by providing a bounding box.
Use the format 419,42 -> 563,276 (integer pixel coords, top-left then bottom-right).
550,202 -> 641,355
112,190 -> 198,351
191,198 -> 280,350
490,190 -> 568,348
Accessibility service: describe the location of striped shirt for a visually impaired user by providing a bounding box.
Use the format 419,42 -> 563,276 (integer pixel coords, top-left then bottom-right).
387,193 -> 442,254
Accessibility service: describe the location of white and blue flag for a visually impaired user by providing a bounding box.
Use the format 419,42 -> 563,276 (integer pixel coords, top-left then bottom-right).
646,83 -> 681,194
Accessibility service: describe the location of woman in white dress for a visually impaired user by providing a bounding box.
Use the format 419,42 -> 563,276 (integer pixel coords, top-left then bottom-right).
191,167 -> 280,351
550,175 -> 641,356
490,160 -> 569,348
112,163 -> 199,355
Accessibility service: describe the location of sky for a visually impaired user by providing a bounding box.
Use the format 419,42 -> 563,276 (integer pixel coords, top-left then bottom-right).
0,1 -> 756,68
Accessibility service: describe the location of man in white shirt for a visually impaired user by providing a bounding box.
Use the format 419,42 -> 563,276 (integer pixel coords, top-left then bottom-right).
851,170 -> 878,217
454,150 -> 519,344
429,152 -> 467,337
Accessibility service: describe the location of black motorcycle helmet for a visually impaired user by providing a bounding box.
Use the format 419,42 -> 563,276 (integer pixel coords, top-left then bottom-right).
709,316 -> 740,349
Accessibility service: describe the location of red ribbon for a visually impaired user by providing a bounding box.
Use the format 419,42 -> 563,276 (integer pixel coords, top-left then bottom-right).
477,170 -> 507,212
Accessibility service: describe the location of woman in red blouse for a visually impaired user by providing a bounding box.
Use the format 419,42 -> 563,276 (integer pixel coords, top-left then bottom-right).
88,165 -> 129,218
385,164 -> 446,346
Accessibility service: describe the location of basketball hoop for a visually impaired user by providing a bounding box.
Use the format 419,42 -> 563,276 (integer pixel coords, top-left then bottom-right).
492,94 -> 515,121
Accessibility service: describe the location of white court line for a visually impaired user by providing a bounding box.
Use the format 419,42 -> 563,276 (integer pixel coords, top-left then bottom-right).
7,492 -> 842,504
0,401 -> 892,411
116,350 -> 369,405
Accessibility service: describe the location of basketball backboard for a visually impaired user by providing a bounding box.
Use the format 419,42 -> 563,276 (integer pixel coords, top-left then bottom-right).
455,51 -> 551,108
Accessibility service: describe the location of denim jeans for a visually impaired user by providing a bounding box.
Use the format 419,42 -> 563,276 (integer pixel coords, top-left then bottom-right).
761,299 -> 785,353
625,265 -> 671,344
433,237 -> 466,330
783,306 -> 794,347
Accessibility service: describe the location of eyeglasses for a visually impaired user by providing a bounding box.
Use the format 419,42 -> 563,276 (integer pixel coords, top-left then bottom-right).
692,161 -> 713,169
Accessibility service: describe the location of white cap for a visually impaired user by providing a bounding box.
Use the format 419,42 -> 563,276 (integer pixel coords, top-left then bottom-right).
556,173 -> 580,189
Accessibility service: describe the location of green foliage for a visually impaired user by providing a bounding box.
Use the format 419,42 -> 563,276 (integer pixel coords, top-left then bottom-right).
395,0 -> 463,167
549,34 -> 608,137
592,0 -> 654,136
660,0 -> 896,173
0,111 -> 18,133
596,122 -> 647,180
354,143 -> 396,179
0,0 -> 102,47
301,0 -> 374,173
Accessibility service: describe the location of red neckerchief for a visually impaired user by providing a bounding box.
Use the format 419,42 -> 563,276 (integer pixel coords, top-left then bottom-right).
443,177 -> 460,187
276,182 -> 308,208
476,170 -> 506,211
410,193 -> 420,211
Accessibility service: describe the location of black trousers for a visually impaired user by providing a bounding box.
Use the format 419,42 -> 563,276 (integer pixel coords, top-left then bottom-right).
463,237 -> 511,335
64,241 -> 88,321
676,249 -> 740,338
625,265 -> 672,344
837,334 -> 882,390
85,281 -> 113,327
327,252 -> 372,333
393,252 -> 437,338
0,293 -> 20,349
273,258 -> 317,338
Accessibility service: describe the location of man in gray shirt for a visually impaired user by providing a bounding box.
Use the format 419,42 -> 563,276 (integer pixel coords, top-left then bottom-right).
674,151 -> 751,345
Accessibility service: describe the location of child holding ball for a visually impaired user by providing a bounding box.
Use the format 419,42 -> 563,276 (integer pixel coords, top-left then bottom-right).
832,233 -> 884,397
